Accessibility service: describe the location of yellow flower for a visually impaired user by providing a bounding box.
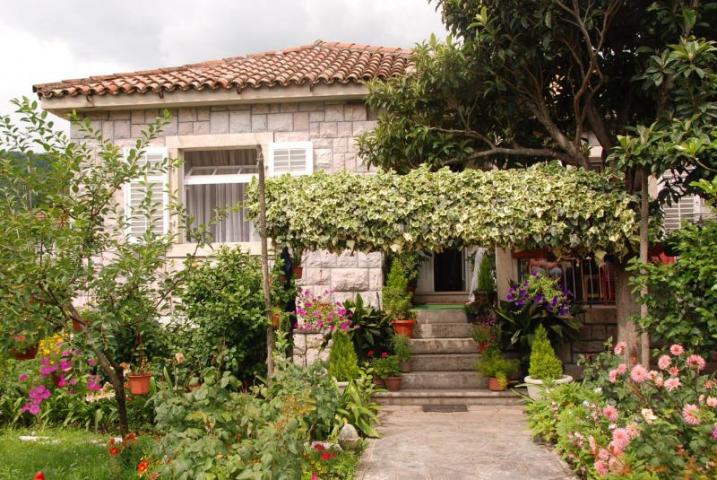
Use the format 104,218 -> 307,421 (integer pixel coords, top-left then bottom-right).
38,333 -> 65,357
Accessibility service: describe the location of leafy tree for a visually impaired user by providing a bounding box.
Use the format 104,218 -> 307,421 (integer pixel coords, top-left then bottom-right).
0,99 -> 207,435
358,0 -> 717,191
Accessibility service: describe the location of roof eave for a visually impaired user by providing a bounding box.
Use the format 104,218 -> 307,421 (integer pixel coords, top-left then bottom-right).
40,82 -> 370,117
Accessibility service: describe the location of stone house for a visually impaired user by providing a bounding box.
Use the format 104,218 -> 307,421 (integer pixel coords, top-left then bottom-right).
33,40 -> 412,307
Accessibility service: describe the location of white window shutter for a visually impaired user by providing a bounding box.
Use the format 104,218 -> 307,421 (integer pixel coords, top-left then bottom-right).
123,148 -> 169,238
268,142 -> 313,176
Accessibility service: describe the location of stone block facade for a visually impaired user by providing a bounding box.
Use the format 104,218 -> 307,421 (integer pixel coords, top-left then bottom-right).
74,100 -> 378,175
561,306 -> 618,378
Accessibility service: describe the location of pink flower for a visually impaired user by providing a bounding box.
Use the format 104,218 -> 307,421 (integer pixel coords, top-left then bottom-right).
594,460 -> 609,476
707,397 -> 717,408
29,385 -> 51,402
616,363 -> 627,375
630,364 -> 649,383
654,375 -> 664,388
602,405 -> 618,422
712,425 -> 717,441
87,358 -> 97,367
18,374 -> 29,382
683,404 -> 701,425
597,448 -> 610,461
665,377 -> 681,391
669,367 -> 680,377
670,344 -> 684,356
611,428 -> 631,452
311,473 -> 319,480
608,370 -> 618,383
87,375 -> 102,392
59,359 -> 72,372
56,375 -> 67,388
39,359 -> 58,377
20,402 -> 41,416
687,354 -> 706,371
613,341 -> 627,356
657,355 -> 671,370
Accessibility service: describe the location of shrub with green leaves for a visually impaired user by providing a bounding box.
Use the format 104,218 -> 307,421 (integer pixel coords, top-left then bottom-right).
173,247 -> 267,382
475,349 -> 519,379
476,253 -> 496,295
528,325 -> 563,381
328,331 -> 360,382
343,295 -> 393,361
382,261 -> 413,321
391,334 -> 411,363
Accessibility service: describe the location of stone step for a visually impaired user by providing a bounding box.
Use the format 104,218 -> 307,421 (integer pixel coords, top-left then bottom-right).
414,293 -> 469,304
415,309 -> 468,324
416,322 -> 474,339
374,389 -> 522,406
410,353 -> 480,371
400,371 -> 486,389
409,337 -> 478,355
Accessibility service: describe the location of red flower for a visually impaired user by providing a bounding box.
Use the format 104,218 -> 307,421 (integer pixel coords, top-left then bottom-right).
124,432 -> 137,445
381,352 -> 389,358
137,458 -> 150,476
313,443 -> 325,452
34,472 -> 45,480
109,446 -> 120,457
367,350 -> 375,358
321,452 -> 332,461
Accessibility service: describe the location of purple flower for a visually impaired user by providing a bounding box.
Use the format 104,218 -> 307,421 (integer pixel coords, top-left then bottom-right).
39,363 -> 58,378
20,402 -> 41,416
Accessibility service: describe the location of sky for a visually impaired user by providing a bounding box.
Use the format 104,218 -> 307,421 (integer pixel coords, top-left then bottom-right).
0,0 -> 446,130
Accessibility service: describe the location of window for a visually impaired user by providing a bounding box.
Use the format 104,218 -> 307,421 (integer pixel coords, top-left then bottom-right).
660,172 -> 714,232
123,147 -> 169,238
268,142 -> 313,176
183,149 -> 259,243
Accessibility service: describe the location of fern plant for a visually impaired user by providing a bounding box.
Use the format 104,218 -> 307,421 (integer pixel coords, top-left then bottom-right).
328,330 -> 360,382
528,325 -> 563,381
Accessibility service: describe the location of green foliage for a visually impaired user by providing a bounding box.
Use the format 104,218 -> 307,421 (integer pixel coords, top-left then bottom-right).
528,325 -> 563,381
382,261 -> 413,322
336,372 -> 380,438
474,349 -> 519,379
370,355 -> 400,379
343,295 -> 393,361
328,331 -> 360,382
302,445 -> 363,480
476,253 -> 496,295
247,164 -> 638,259
525,382 -> 588,444
390,251 -> 426,286
391,334 -> 411,363
173,247 -> 267,382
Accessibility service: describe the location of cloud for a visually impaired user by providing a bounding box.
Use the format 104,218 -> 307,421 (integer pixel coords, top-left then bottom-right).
0,0 -> 446,131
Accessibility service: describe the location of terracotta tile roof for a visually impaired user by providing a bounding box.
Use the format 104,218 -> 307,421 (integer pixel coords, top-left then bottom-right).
33,40 -> 413,99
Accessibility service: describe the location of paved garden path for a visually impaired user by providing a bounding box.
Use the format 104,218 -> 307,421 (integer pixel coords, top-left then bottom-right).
356,405 -> 576,480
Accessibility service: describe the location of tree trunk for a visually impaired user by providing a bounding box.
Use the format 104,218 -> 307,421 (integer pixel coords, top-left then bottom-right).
257,148 -> 274,377
639,169 -> 650,366
93,348 -> 129,436
614,262 -> 642,366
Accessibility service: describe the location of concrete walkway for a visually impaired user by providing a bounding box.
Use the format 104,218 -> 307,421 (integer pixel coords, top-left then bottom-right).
357,406 -> 576,480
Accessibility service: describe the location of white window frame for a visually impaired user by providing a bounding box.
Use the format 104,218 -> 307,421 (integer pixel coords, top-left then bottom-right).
122,147 -> 170,238
268,141 -> 314,177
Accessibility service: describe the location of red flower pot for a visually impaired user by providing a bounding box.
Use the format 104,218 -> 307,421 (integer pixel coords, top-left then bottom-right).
373,377 -> 385,387
392,319 -> 416,338
292,265 -> 303,279
488,377 -> 507,392
11,345 -> 38,361
127,373 -> 152,395
384,376 -> 402,391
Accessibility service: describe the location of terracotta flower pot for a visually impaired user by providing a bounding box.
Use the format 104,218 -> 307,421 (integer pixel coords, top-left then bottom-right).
292,266 -> 303,279
127,373 -> 152,395
11,345 -> 38,361
488,377 -> 507,392
384,376 -> 402,391
271,311 -> 282,329
72,319 -> 84,332
392,319 -> 416,338
373,377 -> 385,387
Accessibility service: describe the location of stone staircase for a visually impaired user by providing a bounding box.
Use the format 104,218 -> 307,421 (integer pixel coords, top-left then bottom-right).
373,309 -> 521,406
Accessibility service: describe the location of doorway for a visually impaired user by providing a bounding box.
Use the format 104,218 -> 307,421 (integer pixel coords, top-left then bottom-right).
433,249 -> 465,292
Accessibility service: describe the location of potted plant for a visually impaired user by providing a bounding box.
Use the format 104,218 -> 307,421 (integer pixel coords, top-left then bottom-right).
126,341 -> 152,396
383,261 -> 416,337
328,330 -> 360,393
379,355 -> 401,391
473,253 -> 496,309
392,334 -> 412,372
475,348 -> 519,392
10,333 -> 39,361
471,320 -> 498,354
524,324 -> 573,400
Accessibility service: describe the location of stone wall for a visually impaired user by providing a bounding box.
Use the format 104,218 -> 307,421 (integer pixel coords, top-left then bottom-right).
561,306 -> 618,378
301,250 -> 383,308
73,100 -> 378,174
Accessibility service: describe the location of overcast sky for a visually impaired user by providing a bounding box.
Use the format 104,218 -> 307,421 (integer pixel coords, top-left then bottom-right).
0,0 -> 446,130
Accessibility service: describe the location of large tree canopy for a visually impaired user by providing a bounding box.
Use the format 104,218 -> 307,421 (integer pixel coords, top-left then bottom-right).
358,0 -> 717,190
247,163 -> 638,258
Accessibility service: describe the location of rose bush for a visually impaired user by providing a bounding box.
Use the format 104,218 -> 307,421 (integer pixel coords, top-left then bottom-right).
528,341 -> 717,478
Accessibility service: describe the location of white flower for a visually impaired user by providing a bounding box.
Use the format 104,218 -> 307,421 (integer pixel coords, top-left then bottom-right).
641,408 -> 657,424
594,387 -> 603,394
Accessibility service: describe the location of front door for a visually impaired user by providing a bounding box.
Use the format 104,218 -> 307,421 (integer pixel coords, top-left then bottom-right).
433,249 -> 465,291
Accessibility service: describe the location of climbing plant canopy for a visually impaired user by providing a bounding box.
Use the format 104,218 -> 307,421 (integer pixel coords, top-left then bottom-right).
247,163 -> 638,258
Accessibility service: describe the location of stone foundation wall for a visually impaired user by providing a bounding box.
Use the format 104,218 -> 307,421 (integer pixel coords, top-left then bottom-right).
561,306 -> 617,378
300,250 -> 383,308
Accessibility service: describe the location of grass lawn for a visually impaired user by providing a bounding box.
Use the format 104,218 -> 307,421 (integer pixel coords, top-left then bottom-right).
0,428 -> 148,480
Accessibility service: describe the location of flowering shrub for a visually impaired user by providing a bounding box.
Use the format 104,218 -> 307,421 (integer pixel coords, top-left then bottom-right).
295,290 -> 352,333
528,341 -> 717,478
497,273 -> 582,352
